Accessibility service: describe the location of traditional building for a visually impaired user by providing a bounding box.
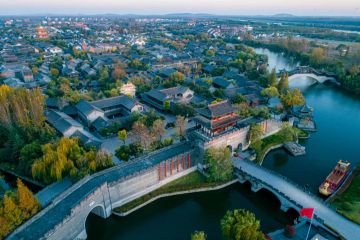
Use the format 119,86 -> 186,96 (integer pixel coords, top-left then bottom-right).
91,95 -> 143,119
142,86 -> 194,110
191,100 -> 253,155
194,100 -> 241,137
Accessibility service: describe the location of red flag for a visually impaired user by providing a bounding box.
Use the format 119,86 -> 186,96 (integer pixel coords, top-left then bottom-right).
300,208 -> 314,219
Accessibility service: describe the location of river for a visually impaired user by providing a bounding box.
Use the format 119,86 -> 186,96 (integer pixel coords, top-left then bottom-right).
86,183 -> 295,240
86,48 -> 360,239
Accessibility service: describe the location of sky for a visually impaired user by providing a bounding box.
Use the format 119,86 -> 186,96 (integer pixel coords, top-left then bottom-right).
0,0 -> 359,16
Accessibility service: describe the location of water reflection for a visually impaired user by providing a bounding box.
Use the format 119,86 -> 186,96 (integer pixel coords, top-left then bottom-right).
272,152 -> 289,167
253,48 -> 299,72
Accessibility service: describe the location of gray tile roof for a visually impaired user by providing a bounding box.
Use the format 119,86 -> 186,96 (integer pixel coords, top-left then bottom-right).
45,110 -> 82,134
145,89 -> 167,102
92,95 -> 137,111
196,100 -> 235,118
76,100 -> 103,117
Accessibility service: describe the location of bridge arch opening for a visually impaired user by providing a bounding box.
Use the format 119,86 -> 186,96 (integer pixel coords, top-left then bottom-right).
90,205 -> 106,218
285,207 -> 300,220
255,188 -> 281,209
85,205 -> 107,239
241,180 -> 252,191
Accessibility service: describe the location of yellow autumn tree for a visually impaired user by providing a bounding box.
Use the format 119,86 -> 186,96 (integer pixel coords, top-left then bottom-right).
1,194 -> 22,227
17,179 -> 40,218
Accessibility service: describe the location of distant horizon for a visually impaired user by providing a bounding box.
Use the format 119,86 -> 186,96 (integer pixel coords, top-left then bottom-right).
0,0 -> 359,17
0,12 -> 359,18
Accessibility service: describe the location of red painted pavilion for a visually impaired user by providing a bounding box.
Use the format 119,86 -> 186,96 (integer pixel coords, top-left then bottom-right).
194,100 -> 241,137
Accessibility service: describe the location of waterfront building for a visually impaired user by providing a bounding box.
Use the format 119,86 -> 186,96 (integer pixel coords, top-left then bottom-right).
194,100 -> 241,137
192,100 -> 249,154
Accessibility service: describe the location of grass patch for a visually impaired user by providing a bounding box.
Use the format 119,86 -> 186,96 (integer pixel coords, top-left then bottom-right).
331,166 -> 360,225
253,133 -> 290,163
114,171 -> 232,214
294,128 -> 310,138
252,126 -> 303,164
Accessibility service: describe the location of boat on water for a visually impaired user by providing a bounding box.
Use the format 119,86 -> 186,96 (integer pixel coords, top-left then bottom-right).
319,160 -> 350,196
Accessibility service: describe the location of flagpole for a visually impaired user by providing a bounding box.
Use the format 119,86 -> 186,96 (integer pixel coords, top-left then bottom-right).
305,211 -> 314,240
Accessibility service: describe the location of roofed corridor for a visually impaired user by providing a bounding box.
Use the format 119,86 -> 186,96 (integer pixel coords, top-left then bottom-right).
233,158 -> 360,240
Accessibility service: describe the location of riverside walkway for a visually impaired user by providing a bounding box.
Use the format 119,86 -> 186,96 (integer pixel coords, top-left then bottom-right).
233,159 -> 360,240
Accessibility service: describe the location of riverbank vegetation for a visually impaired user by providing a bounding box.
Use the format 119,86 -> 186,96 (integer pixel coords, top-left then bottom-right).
113,171 -> 233,214
221,209 -> 266,240
204,147 -> 233,182
191,209 -> 267,240
0,179 -> 40,239
331,165 -> 360,225
251,123 -> 299,163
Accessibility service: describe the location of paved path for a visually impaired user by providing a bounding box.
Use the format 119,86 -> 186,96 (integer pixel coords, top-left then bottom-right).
233,159 -> 360,240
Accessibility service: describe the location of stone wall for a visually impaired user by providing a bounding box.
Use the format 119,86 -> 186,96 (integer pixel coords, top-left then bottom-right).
44,152 -> 197,240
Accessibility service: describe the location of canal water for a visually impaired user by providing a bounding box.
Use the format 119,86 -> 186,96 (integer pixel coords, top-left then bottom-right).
86,183 -> 295,240
87,48 -> 360,239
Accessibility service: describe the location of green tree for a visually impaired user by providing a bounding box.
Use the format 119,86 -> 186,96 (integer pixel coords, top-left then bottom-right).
249,124 -> 264,144
172,103 -> 195,117
118,129 -> 127,144
261,87 -> 279,99
280,89 -> 305,109
231,94 -> 246,104
99,66 -> 109,84
267,68 -> 277,87
278,123 -> 296,141
191,231 -> 207,240
204,147 -> 233,182
164,101 -> 171,111
221,209 -> 265,240
277,72 -> 289,92
18,141 -> 43,176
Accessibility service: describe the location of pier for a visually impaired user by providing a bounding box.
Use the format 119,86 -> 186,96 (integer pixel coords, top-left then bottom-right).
284,142 -> 306,156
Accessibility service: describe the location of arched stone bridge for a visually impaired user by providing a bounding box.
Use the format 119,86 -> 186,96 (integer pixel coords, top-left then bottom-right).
277,66 -> 339,84
233,158 -> 360,240
7,142 -> 197,240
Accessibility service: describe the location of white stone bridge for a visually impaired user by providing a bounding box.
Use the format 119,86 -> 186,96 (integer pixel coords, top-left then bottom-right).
278,66 -> 339,85
233,158 -> 360,240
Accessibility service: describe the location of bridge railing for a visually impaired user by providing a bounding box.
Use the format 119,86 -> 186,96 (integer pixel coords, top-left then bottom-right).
235,160 -> 326,204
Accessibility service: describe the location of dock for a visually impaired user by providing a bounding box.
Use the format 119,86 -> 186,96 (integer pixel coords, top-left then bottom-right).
284,141 -> 306,156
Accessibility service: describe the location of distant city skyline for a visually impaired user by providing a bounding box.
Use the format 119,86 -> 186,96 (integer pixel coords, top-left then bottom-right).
0,0 -> 359,16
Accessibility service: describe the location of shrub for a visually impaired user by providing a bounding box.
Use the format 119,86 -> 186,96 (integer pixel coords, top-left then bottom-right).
284,225 -> 296,238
